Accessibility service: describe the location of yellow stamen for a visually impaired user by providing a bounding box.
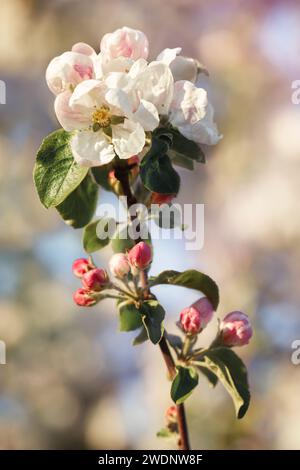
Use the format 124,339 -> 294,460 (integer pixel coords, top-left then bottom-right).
92,105 -> 111,128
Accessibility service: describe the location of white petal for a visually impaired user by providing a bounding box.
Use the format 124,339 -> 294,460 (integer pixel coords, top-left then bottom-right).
169,80 -> 207,127
102,56 -> 134,74
178,104 -> 222,146
156,47 -> 181,65
54,91 -> 89,131
105,88 -> 133,116
71,42 -> 97,58
71,131 -> 115,167
69,79 -> 107,112
112,119 -> 145,159
170,56 -> 197,83
128,58 -> 148,78
135,61 -> 174,114
46,51 -> 94,95
133,99 -> 159,131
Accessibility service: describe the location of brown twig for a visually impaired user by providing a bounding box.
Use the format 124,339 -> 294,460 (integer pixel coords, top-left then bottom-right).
114,162 -> 191,450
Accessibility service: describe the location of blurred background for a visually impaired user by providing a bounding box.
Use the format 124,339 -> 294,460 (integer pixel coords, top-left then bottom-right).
0,0 -> 300,450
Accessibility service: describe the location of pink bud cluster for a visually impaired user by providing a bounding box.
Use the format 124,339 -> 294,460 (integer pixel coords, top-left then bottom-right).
109,241 -> 152,278
72,258 -> 108,307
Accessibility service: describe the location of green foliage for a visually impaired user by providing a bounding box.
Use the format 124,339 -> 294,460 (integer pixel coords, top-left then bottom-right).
140,137 -> 180,194
132,326 -> 149,346
56,173 -> 98,228
118,300 -> 143,332
171,366 -> 199,404
195,347 -> 250,418
149,269 -> 219,310
154,127 -> 205,166
83,218 -> 113,253
91,165 -> 113,192
140,299 -> 165,344
34,129 -> 88,208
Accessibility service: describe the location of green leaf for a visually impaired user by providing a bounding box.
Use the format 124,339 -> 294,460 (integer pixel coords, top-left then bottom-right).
91,165 -> 113,191
196,366 -> 218,387
140,299 -> 165,344
197,347 -> 250,419
166,333 -> 183,350
56,173 -> 98,228
168,150 -> 194,171
155,127 -> 205,163
111,225 -> 136,253
83,218 -> 114,253
149,269 -> 219,310
156,428 -> 175,438
34,129 -> 88,208
132,326 -> 149,346
118,300 -> 143,332
140,137 -> 180,194
171,366 -> 199,404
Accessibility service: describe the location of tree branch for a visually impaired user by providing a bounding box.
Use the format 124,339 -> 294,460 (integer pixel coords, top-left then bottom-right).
114,162 -> 191,450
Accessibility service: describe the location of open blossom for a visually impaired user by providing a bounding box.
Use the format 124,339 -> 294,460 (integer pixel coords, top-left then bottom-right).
46,46 -> 96,95
219,311 -> 253,347
180,297 -> 214,334
169,80 -> 221,145
127,242 -> 152,270
73,288 -> 96,307
72,258 -> 94,278
82,268 -> 108,291
100,26 -> 149,62
157,48 -> 198,83
55,79 -> 158,166
109,253 -> 130,278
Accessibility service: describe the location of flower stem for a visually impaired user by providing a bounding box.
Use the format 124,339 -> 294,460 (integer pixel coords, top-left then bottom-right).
114,162 -> 191,451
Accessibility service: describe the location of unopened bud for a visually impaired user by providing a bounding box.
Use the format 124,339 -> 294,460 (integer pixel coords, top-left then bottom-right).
109,253 -> 130,278
73,288 -> 96,307
219,311 -> 253,347
179,297 -> 214,335
72,258 -> 94,278
82,268 -> 109,291
127,242 -> 152,271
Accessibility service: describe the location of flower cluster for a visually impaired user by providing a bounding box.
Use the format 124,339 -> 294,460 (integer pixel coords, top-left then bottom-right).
46,26 -> 221,167
72,242 -> 152,307
179,299 -> 253,347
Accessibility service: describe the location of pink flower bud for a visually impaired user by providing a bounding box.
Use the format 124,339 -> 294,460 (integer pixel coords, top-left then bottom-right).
73,288 -> 96,307
220,311 -> 253,347
100,27 -> 149,61
82,268 -> 108,291
180,297 -> 214,335
165,405 -> 177,424
150,192 -> 175,205
127,242 -> 152,271
72,258 -> 94,278
109,253 -> 130,278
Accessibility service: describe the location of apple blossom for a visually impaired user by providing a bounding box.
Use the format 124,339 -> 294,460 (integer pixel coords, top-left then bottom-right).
169,80 -> 221,145
127,241 -> 152,270
73,288 -> 96,307
82,268 -> 109,291
180,297 -> 214,335
100,26 -> 149,61
109,253 -> 130,278
55,79 -> 158,166
46,48 -> 95,96
72,258 -> 94,278
219,311 -> 253,347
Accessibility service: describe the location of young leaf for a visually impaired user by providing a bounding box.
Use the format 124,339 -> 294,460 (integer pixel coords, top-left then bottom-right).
197,347 -> 250,419
91,165 -> 113,191
132,326 -> 149,346
157,428 -> 176,439
196,365 -> 218,387
155,127 -> 205,163
171,366 -> 199,404
111,225 -> 136,253
149,269 -> 219,310
83,218 -> 114,253
168,150 -> 194,171
140,299 -> 165,344
140,137 -> 180,194
34,129 -> 88,208
118,300 -> 143,332
56,173 -> 98,228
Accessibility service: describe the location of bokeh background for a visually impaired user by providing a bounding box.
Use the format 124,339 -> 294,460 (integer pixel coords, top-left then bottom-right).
1,0 -> 300,450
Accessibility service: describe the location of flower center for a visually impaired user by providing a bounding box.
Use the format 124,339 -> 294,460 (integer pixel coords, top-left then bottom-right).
92,106 -> 111,128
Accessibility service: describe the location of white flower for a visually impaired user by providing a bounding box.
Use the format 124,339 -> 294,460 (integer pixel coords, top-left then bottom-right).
55,79 -> 156,166
100,26 -> 149,61
46,45 -> 96,95
169,80 -> 221,145
157,48 -> 198,83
